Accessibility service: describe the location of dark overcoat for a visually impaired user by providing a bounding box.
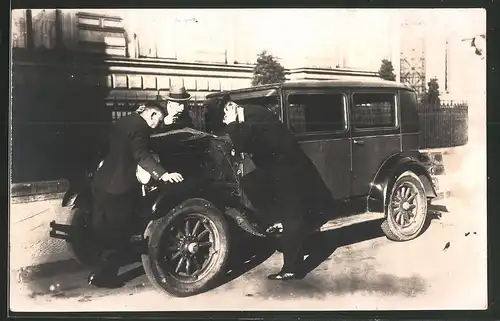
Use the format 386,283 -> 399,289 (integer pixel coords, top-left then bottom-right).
225,104 -> 335,229
92,113 -> 167,195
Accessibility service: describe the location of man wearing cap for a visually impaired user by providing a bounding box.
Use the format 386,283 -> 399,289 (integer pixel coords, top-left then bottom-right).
89,103 -> 184,288
220,93 -> 334,281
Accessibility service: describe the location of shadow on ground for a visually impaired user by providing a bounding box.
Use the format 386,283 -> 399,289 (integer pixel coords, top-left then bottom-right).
249,206 -> 447,300
214,235 -> 277,288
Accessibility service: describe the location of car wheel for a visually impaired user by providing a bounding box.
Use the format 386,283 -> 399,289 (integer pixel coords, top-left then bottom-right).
141,199 -> 230,297
64,207 -> 100,266
381,171 -> 428,242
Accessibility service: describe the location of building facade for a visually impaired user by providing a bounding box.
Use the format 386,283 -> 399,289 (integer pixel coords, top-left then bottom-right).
11,9 -> 383,184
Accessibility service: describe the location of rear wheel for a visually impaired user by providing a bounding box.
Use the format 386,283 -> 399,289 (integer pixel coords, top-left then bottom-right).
381,171 -> 428,242
141,199 -> 230,297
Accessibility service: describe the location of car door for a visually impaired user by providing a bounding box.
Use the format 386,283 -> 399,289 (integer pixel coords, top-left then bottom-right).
284,88 -> 352,205
350,89 -> 402,197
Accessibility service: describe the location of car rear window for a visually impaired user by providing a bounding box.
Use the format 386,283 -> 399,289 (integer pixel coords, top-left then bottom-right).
352,92 -> 397,129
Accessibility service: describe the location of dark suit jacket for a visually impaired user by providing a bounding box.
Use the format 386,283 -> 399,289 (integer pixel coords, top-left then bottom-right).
92,113 -> 167,195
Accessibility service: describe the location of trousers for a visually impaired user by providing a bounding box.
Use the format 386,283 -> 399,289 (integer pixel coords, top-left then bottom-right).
267,168 -> 311,273
91,186 -> 139,274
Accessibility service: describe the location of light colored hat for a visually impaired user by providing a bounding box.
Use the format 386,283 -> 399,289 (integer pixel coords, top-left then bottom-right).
166,85 -> 192,102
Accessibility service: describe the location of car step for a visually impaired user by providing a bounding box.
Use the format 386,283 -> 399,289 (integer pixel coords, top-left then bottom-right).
264,212 -> 386,237
318,212 -> 385,233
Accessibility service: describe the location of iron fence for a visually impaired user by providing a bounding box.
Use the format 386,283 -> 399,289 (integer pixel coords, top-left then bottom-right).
417,103 -> 468,149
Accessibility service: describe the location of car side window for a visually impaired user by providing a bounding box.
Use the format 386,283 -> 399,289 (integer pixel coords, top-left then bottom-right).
288,93 -> 346,134
352,92 -> 397,129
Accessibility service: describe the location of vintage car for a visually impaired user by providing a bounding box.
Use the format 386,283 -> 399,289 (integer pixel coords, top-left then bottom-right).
49,79 -> 444,298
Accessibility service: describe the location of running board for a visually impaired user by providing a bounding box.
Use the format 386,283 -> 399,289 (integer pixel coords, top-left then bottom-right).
317,212 -> 385,233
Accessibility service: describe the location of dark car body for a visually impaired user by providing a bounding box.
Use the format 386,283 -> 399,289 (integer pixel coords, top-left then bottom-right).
205,79 -> 439,223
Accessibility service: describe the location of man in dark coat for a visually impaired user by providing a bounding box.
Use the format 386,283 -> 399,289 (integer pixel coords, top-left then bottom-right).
89,103 -> 184,288
220,94 -> 334,280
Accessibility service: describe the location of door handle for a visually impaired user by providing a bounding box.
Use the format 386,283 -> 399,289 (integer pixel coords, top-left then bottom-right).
353,139 -> 365,145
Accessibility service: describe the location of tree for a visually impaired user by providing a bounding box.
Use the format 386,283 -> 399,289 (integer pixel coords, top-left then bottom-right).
422,78 -> 441,106
251,50 -> 286,86
378,59 -> 396,81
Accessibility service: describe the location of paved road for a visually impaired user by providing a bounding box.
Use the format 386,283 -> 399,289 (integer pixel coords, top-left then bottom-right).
10,195 -> 487,312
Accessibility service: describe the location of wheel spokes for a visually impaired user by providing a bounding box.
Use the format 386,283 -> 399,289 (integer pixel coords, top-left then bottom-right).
397,189 -> 404,200
185,219 -> 191,236
172,250 -> 182,261
394,209 -> 402,224
198,241 -> 213,248
161,214 -> 218,279
175,257 -> 186,273
403,213 -> 409,225
407,192 -> 417,202
197,229 -> 209,241
192,221 -> 202,236
186,257 -> 192,275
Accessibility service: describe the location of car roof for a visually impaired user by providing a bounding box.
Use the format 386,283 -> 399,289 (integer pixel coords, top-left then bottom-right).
205,79 -> 412,99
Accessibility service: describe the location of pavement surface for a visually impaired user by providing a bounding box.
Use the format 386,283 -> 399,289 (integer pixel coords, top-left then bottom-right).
9,146 -> 488,311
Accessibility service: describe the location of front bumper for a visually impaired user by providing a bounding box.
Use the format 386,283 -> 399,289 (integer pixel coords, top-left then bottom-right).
429,174 -> 452,201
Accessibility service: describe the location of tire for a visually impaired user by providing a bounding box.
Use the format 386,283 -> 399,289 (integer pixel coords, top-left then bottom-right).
141,199 -> 230,297
64,207 -> 100,266
381,171 -> 428,242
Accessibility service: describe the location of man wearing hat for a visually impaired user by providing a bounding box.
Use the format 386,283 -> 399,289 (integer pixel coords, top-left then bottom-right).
160,85 -> 195,131
88,103 -> 184,288
220,93 -> 335,281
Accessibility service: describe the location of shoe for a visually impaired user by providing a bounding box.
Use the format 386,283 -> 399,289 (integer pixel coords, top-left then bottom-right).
267,271 -> 305,281
88,272 -> 125,289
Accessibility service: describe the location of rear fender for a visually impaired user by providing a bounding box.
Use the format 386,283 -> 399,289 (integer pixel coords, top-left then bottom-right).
149,182 -> 222,220
145,183 -> 264,238
368,152 -> 437,214
144,198 -> 220,239
62,185 -> 92,209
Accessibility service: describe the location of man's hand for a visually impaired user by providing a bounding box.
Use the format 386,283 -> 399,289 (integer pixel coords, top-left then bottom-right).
223,102 -> 238,125
160,172 -> 184,183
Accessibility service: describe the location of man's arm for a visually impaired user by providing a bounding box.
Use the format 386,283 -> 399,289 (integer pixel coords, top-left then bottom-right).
129,129 -> 167,181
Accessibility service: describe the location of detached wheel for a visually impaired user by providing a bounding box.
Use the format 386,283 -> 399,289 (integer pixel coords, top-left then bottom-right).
64,207 -> 100,266
381,171 -> 428,242
142,199 -> 230,297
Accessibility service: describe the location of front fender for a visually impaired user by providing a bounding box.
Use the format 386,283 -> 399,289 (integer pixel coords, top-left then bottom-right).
367,152 -> 437,213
